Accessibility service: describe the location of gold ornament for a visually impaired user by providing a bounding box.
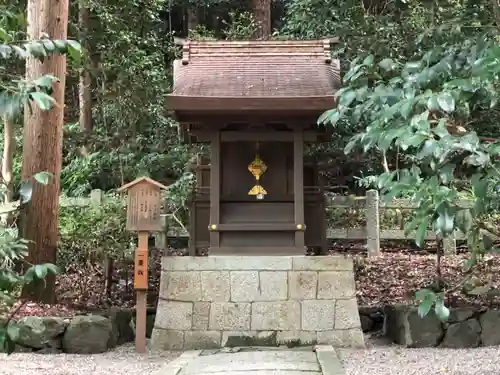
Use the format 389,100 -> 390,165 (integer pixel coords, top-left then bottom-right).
248,152 -> 267,200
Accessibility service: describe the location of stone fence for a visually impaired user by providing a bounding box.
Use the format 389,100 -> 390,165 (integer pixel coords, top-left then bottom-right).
360,305 -> 500,348
6,303 -> 500,353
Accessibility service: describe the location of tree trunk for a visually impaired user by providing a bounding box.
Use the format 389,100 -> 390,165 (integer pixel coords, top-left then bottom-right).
251,0 -> 272,39
21,0 -> 69,304
78,1 -> 92,155
187,7 -> 199,35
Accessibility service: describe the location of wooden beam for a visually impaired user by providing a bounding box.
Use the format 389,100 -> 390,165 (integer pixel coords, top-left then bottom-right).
210,246 -> 305,255
192,130 -> 320,142
176,112 -> 323,124
211,223 -> 299,232
294,128 -> 305,249
209,130 -> 221,248
167,96 -> 336,112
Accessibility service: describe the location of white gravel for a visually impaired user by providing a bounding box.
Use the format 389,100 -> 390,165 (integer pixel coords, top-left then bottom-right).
340,347 -> 500,375
0,344 -> 180,375
339,335 -> 500,375
2,340 -> 500,375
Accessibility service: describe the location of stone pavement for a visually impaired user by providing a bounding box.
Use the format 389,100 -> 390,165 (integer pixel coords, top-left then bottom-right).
155,345 -> 344,375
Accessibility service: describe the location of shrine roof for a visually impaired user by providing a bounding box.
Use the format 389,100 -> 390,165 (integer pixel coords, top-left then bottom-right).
166,39 -> 341,112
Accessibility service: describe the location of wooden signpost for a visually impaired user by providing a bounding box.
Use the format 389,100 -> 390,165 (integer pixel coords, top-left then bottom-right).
118,177 -> 167,353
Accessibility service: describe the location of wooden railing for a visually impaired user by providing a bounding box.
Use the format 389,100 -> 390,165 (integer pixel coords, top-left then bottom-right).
0,189 -> 477,256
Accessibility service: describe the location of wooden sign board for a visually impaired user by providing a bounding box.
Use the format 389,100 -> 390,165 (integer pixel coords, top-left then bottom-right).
118,177 -> 168,232
134,248 -> 148,290
118,177 -> 168,354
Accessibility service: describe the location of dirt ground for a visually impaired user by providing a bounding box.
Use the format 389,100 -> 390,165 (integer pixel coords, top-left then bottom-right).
7,241 -> 500,318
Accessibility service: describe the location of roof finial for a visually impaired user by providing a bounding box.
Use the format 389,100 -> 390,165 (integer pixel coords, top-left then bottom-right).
323,39 -> 331,64
182,40 -> 190,65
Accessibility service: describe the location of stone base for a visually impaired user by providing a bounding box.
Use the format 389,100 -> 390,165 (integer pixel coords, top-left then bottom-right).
151,256 -> 364,350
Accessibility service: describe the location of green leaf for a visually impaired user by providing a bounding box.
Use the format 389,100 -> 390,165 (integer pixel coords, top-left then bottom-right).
438,164 -> 455,184
415,288 -> 435,301
471,177 -> 488,199
363,54 -> 374,67
25,41 -> 46,57
433,119 -> 449,138
399,99 -> 414,119
437,92 -> 455,112
11,45 -> 27,58
344,137 -> 359,154
30,91 -> 56,111
378,58 -> 396,71
33,171 -> 53,185
18,180 -> 33,204
427,95 -> 440,111
417,298 -> 433,318
415,216 -> 430,247
455,209 -> 473,233
41,263 -> 59,275
434,299 -> 450,321
66,39 -> 82,51
405,61 -> 422,73
435,209 -> 454,236
34,264 -> 48,279
33,75 -> 58,89
0,44 -> 12,58
339,90 -> 356,107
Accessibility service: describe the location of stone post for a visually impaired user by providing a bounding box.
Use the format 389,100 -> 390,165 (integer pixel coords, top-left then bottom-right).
154,215 -> 167,250
90,189 -> 103,205
366,189 -> 380,257
443,232 -> 457,254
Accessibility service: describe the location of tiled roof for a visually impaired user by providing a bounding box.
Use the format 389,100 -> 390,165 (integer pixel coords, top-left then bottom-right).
167,40 -> 341,112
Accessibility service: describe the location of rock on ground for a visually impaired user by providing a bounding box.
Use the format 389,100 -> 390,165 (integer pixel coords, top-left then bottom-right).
479,310 -> 500,346
16,316 -> 68,349
62,315 -> 114,354
106,307 -> 135,345
384,305 -> 443,347
440,319 -> 481,348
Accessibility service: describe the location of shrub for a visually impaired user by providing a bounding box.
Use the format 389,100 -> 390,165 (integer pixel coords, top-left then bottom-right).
58,195 -> 135,271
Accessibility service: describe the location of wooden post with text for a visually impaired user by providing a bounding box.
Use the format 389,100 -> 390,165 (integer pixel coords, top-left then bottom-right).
118,177 -> 167,353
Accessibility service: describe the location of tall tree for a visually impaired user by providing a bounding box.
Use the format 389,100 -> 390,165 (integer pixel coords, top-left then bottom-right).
252,0 -> 271,39
21,0 -> 69,303
78,1 -> 92,134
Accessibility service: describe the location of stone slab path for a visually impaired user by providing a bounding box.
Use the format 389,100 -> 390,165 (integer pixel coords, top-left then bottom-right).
155,345 -> 344,375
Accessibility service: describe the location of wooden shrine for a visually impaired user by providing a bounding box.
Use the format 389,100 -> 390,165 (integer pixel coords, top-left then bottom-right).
167,40 -> 341,255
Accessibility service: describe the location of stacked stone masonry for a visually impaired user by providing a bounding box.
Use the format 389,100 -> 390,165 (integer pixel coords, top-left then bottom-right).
151,256 -> 364,350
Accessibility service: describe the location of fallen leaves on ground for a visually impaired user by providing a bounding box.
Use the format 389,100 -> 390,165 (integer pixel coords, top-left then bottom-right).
345,250 -> 500,308
8,244 -> 500,318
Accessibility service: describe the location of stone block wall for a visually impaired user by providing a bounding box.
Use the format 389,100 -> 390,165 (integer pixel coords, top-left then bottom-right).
150,256 -> 364,350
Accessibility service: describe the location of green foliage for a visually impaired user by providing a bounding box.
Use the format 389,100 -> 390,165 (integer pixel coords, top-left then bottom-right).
0,172 -> 58,355
320,24 -> 500,320
0,37 -> 80,117
58,195 -> 135,270
0,8 -> 80,118
416,288 -> 450,321
222,12 -> 259,40
58,0 -> 192,196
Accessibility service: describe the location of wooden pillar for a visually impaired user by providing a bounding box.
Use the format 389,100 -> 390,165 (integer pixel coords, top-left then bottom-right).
135,231 -> 148,353
293,128 -> 305,250
209,130 -> 221,249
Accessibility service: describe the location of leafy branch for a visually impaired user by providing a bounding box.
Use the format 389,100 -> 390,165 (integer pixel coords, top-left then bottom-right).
320,28 -> 500,321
